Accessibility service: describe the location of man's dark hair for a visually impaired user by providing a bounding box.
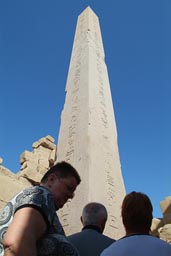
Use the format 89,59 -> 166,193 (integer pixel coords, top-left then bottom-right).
121,191 -> 153,234
41,161 -> 81,185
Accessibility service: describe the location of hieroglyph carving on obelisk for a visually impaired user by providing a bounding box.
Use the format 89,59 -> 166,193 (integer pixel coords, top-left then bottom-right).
57,6 -> 126,239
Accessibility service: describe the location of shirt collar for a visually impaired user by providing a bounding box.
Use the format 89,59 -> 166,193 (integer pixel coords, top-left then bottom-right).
82,225 -> 102,233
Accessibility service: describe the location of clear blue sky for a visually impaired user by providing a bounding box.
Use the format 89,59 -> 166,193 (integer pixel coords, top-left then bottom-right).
0,0 -> 170,218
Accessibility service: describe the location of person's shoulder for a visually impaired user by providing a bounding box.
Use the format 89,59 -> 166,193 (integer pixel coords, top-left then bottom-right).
22,185 -> 47,193
148,235 -> 171,247
68,231 -> 83,239
21,185 -> 53,199
102,233 -> 115,242
13,185 -> 53,211
100,241 -> 116,256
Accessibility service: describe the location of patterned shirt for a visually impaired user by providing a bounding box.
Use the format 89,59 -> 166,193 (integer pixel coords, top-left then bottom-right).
0,186 -> 78,256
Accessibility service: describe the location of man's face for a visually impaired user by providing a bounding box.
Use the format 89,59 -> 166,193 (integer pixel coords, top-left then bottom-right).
48,174 -> 78,210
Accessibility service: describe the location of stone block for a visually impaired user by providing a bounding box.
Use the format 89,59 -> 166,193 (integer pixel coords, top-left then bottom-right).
0,174 -> 31,211
160,197 -> 171,224
32,137 -> 56,150
49,149 -> 56,166
19,156 -> 39,172
20,150 -> 34,164
17,167 -> 42,184
159,224 -> 171,243
37,165 -> 48,176
17,159 -> 39,180
38,159 -> 49,169
163,214 -> 171,225
0,166 -> 15,178
45,135 -> 55,143
151,218 -> 163,237
33,146 -> 51,159
160,197 -> 171,213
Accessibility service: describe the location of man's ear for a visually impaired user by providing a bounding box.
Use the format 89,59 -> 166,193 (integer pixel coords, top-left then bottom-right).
48,173 -> 57,186
100,218 -> 106,233
80,216 -> 83,225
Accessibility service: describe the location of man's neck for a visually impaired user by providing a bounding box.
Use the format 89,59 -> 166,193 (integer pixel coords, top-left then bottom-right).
126,231 -> 149,236
82,225 -> 102,233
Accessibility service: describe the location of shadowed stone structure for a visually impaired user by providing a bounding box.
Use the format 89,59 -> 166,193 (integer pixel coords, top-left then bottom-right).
0,135 -> 56,210
56,7 -> 126,239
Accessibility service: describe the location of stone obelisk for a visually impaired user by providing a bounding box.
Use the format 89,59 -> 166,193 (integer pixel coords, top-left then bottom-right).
57,6 -> 126,239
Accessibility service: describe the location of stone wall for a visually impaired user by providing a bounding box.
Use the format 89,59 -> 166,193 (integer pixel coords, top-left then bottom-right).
0,135 -> 57,209
0,165 -> 30,210
159,197 -> 171,243
0,135 -> 170,242
151,197 -> 171,243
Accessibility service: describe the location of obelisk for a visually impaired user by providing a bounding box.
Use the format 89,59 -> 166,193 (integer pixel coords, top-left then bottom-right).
57,6 -> 126,239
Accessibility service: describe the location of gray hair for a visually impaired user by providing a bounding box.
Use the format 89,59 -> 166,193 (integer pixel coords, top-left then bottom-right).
82,202 -> 108,226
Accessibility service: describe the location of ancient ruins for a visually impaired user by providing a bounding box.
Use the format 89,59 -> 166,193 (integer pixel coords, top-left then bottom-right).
0,7 -> 170,242
0,135 -> 170,242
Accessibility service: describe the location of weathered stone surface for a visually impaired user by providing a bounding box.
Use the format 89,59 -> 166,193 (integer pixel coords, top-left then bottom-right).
20,150 -> 35,164
33,146 -> 51,159
151,218 -> 164,237
56,7 -> 126,239
16,136 -> 56,183
0,135 -> 56,208
38,159 -> 50,169
17,165 -> 39,183
159,224 -> 171,243
0,167 -> 31,209
19,156 -> 39,173
32,137 -> 56,150
0,165 -> 15,178
46,135 -> 55,143
17,169 -> 43,185
49,149 -> 56,166
160,197 -> 171,224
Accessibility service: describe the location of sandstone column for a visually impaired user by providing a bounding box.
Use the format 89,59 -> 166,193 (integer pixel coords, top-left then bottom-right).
57,6 -> 126,239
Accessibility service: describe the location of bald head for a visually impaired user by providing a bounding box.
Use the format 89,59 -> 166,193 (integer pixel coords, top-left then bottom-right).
81,202 -> 108,233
